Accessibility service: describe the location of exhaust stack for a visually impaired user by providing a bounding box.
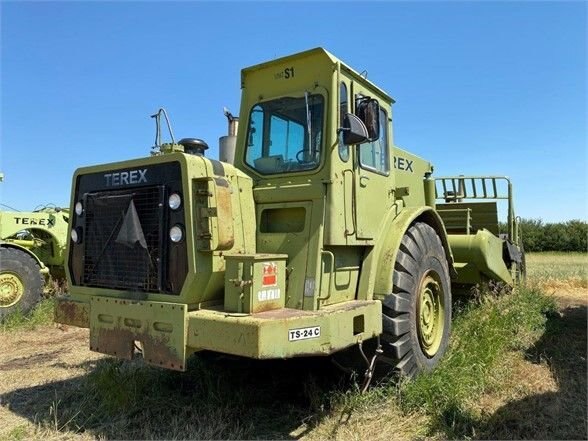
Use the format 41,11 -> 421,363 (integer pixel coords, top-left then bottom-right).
219,108 -> 239,164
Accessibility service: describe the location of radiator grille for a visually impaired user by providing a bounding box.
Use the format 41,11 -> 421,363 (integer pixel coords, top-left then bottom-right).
83,186 -> 165,292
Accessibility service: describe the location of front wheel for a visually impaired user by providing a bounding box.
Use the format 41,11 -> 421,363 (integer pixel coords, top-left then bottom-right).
0,248 -> 44,320
379,222 -> 452,376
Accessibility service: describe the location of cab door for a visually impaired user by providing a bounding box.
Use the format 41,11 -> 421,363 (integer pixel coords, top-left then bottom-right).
352,88 -> 394,240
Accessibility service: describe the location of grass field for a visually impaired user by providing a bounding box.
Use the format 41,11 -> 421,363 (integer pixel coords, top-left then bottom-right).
0,252 -> 586,440
526,252 -> 587,290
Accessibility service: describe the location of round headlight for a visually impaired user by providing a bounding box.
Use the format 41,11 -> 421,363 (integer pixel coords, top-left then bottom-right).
169,225 -> 184,243
168,193 -> 182,210
70,228 -> 81,244
75,201 -> 83,216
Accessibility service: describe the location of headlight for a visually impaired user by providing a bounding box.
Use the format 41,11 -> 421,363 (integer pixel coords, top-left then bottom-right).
75,201 -> 83,216
70,227 -> 82,244
168,193 -> 182,210
169,225 -> 184,243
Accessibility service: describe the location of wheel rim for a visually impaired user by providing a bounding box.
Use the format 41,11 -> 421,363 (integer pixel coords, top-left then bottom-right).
0,271 -> 25,308
417,272 -> 445,357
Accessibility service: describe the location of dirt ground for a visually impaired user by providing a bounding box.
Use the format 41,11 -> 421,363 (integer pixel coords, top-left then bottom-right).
0,287 -> 586,440
0,326 -> 104,440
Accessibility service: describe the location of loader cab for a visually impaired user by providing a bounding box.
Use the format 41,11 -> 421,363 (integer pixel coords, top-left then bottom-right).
233,48 -> 397,311
234,48 -> 396,235
235,48 -> 394,176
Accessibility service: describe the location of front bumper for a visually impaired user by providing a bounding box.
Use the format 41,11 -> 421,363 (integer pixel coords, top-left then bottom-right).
55,296 -> 382,371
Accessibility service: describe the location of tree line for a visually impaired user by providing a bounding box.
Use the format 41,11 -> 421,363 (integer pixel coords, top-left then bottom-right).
503,219 -> 587,252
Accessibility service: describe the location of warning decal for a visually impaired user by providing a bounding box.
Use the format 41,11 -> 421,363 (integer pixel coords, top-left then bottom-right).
262,262 -> 278,287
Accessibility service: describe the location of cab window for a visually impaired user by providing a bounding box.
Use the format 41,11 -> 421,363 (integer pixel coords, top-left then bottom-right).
359,107 -> 389,174
338,82 -> 350,162
245,95 -> 324,174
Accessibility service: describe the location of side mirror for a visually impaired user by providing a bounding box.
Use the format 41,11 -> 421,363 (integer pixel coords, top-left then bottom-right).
356,98 -> 380,141
341,113 -> 369,145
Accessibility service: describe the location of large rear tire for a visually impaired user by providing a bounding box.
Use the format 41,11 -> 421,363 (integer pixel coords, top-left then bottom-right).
379,222 -> 452,376
0,248 -> 44,320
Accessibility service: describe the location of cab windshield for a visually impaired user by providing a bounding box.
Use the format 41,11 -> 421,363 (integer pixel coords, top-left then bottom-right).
245,94 -> 324,174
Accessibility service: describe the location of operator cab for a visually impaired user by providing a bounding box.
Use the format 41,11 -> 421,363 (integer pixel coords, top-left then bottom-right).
235,48 -> 391,183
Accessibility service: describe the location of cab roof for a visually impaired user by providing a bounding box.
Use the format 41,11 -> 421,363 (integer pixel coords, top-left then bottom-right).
241,47 -> 394,104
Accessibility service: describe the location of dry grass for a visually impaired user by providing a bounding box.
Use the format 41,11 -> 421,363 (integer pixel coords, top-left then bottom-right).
44,277 -> 67,297
0,252 -> 586,440
302,404 -> 430,441
0,327 -> 104,441
467,252 -> 587,440
527,252 -> 588,290
472,301 -> 587,440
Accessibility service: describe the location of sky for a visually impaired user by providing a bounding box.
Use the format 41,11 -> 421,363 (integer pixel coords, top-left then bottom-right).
1,1 -> 586,222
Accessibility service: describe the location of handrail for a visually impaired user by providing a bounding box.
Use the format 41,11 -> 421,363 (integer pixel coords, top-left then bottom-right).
434,175 -> 515,243
316,249 -> 335,309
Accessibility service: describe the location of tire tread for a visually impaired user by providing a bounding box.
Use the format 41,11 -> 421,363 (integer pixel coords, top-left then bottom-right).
379,222 -> 451,378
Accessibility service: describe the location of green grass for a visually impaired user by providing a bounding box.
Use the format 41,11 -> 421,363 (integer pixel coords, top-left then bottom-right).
1,276 -> 65,332
323,286 -> 559,439
0,298 -> 55,332
397,287 -> 557,438
5,425 -> 30,441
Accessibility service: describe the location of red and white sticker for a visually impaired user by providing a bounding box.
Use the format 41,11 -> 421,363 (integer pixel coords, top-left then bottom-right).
262,262 -> 278,287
